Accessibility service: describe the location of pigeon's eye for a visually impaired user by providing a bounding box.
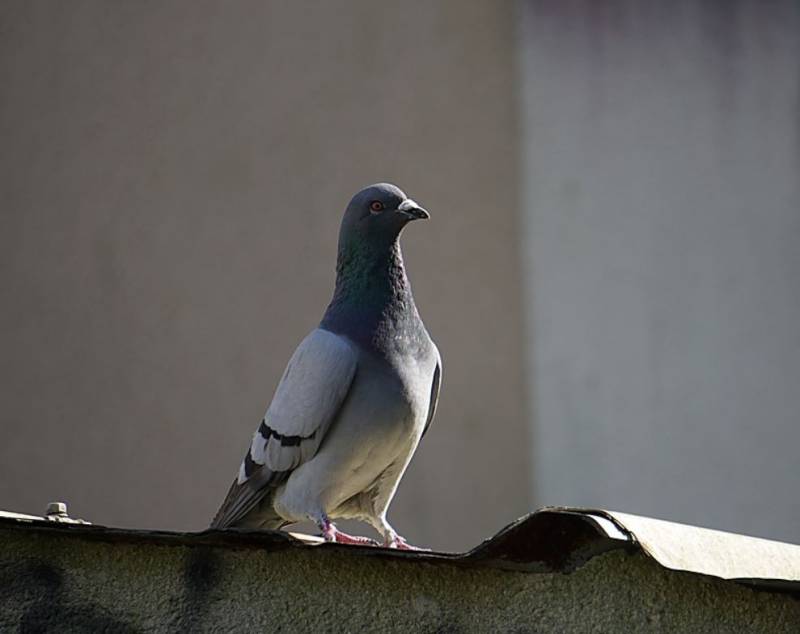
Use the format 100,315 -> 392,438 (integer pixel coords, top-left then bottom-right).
369,201 -> 384,213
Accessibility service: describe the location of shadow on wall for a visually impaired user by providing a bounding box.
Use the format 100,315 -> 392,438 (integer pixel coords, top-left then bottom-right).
1,548 -> 223,632
3,560 -> 137,632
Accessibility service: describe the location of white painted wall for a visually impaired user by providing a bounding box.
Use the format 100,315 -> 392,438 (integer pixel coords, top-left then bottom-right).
519,0 -> 800,542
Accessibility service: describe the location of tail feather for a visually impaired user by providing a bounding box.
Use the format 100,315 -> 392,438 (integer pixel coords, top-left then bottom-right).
209,477 -> 285,530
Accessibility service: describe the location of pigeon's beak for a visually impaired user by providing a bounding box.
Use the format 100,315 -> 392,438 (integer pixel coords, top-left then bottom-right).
397,198 -> 430,221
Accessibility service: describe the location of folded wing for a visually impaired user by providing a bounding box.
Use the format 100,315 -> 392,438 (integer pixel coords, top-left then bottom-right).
210,328 -> 357,528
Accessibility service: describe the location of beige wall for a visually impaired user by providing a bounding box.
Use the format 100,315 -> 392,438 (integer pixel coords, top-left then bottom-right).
0,1 -> 527,550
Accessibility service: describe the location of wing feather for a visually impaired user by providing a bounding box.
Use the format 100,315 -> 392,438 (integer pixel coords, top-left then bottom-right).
210,328 -> 357,528
421,352 -> 442,438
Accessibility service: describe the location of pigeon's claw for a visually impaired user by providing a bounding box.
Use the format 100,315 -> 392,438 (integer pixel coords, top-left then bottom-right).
327,529 -> 378,546
384,532 -> 429,551
319,517 -> 378,546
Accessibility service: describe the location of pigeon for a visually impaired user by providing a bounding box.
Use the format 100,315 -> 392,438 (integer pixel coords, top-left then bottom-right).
210,183 -> 441,549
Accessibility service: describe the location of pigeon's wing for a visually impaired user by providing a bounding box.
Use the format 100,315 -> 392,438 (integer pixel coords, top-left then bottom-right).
210,328 -> 358,529
421,348 -> 442,438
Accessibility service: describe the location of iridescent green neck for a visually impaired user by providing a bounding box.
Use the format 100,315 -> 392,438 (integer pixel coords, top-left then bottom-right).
320,235 -> 419,347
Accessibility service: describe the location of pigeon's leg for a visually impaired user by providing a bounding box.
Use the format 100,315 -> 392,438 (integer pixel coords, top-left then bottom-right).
314,514 -> 378,546
373,517 -> 428,551
383,530 -> 418,550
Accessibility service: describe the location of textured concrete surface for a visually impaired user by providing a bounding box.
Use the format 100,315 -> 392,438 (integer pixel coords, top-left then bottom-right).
1,519 -> 799,633
0,0 -> 525,551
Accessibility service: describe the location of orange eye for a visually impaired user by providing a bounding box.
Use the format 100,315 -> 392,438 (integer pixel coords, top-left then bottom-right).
370,201 -> 384,213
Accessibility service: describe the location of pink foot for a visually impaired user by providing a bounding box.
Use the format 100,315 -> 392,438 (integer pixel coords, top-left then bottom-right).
384,534 -> 429,551
321,522 -> 378,546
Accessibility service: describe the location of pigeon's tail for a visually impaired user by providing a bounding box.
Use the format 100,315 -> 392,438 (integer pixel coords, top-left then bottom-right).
209,477 -> 285,530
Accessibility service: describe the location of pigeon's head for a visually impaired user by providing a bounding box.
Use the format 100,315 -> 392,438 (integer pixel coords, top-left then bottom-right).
340,183 -> 429,245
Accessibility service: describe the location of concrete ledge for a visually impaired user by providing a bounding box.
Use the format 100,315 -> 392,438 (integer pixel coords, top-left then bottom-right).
1,509 -> 799,632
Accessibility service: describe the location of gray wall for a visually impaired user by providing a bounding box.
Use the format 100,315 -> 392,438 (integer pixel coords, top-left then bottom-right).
520,1 -> 800,542
4,0 -> 797,553
0,1 -> 527,551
